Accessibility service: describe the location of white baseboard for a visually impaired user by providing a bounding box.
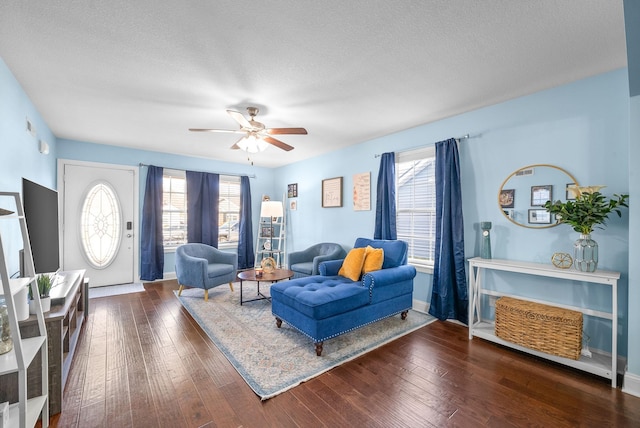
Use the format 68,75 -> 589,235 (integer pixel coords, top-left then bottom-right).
412,299 -> 430,314
623,370 -> 640,397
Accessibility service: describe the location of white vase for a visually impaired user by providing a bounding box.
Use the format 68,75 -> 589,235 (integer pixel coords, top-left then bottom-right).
15,286 -> 29,321
29,296 -> 51,314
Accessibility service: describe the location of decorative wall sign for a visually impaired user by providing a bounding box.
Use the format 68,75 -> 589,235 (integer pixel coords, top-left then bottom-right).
353,172 -> 371,211
322,177 -> 343,208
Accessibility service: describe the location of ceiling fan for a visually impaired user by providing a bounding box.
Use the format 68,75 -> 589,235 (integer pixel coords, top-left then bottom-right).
189,107 -> 307,152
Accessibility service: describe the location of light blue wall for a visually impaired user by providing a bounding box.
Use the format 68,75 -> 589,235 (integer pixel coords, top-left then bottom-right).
0,57 -> 58,274
277,69 -> 631,355
56,139 -> 277,273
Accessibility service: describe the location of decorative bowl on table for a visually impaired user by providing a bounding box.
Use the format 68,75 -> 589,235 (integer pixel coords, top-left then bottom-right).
261,257 -> 276,273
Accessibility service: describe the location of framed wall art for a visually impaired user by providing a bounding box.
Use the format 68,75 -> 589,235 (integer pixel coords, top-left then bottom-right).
528,209 -> 552,224
531,185 -> 552,206
352,172 -> 371,211
322,177 -> 343,208
499,189 -> 515,208
287,183 -> 298,198
566,183 -> 577,200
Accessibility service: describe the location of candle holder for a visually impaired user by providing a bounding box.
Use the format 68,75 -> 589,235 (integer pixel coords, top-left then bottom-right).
480,221 -> 492,259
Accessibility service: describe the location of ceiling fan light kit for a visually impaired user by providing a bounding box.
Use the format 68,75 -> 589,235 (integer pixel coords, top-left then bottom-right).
236,133 -> 269,153
190,107 -> 307,154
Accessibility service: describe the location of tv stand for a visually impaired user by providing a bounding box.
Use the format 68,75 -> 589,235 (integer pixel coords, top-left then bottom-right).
0,269 -> 88,415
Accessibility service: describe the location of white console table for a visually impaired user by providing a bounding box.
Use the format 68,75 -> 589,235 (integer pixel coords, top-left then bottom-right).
468,257 -> 619,387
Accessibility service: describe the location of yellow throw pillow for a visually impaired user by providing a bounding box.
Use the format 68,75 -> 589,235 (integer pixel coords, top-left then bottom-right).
338,247 -> 367,281
362,245 -> 384,274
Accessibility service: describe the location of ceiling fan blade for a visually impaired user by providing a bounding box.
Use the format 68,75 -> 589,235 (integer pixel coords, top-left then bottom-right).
264,136 -> 294,151
226,109 -> 252,128
189,128 -> 245,134
267,127 -> 308,135
230,136 -> 245,150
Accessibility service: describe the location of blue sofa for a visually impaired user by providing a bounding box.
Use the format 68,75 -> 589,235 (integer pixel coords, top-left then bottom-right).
271,238 -> 416,355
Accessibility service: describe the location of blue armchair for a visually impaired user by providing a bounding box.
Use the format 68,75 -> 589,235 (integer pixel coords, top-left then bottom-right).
288,242 -> 346,279
175,243 -> 238,301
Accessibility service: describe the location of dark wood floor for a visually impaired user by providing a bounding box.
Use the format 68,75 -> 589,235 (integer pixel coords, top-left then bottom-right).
42,280 -> 639,427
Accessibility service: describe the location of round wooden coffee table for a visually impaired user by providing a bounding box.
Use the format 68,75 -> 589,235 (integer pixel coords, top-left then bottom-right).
236,268 -> 294,305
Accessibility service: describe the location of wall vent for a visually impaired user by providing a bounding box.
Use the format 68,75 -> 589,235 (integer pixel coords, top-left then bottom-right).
515,168 -> 534,177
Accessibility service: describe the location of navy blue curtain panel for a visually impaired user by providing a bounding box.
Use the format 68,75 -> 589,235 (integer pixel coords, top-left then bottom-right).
429,138 -> 468,323
374,152 -> 397,240
186,171 -> 220,246
140,165 -> 164,280
237,176 -> 255,269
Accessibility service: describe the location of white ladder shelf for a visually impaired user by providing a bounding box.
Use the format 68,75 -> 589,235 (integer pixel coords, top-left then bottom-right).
0,191 -> 49,427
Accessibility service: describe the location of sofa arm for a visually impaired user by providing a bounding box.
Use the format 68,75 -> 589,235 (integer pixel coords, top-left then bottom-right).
319,259 -> 344,276
175,254 -> 208,286
312,254 -> 342,275
362,265 -> 417,289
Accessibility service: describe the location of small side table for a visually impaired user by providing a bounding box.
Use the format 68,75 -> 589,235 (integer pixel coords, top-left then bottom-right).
236,268 -> 294,305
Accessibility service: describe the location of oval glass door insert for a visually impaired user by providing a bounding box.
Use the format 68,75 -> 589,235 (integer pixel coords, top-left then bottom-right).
80,182 -> 122,268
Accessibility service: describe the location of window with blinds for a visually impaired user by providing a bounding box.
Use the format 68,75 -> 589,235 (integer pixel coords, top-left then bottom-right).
162,169 -> 187,248
396,146 -> 436,268
218,176 -> 241,247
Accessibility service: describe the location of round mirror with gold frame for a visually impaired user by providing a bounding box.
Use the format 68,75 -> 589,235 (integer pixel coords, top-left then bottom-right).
498,164 -> 579,229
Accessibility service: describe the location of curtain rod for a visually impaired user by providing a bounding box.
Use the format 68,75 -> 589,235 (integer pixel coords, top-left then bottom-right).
374,134 -> 471,158
138,163 -> 256,179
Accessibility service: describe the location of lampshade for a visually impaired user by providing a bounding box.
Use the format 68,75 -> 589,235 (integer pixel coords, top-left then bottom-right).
260,201 -> 283,218
237,134 -> 269,153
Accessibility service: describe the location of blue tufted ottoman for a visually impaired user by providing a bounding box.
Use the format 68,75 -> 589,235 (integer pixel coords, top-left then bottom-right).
271,238 -> 416,355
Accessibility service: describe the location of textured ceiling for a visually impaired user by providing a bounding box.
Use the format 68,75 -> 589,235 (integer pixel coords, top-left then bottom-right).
0,1 -> 627,168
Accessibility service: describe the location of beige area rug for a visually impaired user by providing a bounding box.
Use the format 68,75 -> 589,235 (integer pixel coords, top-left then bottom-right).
175,283 -> 436,400
88,282 -> 145,298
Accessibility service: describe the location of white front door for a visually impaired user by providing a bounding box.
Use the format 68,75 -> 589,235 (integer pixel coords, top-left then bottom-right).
60,161 -> 137,287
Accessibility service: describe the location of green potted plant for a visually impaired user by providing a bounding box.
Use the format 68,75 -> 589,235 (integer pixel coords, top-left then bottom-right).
544,185 -> 628,272
29,273 -> 53,313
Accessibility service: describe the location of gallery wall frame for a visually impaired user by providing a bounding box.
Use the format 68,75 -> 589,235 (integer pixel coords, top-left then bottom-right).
530,185 -> 552,206
287,183 -> 298,198
322,177 -> 343,208
528,209 -> 552,224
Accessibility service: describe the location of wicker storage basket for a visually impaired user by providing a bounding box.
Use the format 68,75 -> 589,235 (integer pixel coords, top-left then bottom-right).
495,297 -> 583,360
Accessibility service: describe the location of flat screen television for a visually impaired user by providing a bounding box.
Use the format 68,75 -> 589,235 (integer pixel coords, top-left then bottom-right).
21,178 -> 60,274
